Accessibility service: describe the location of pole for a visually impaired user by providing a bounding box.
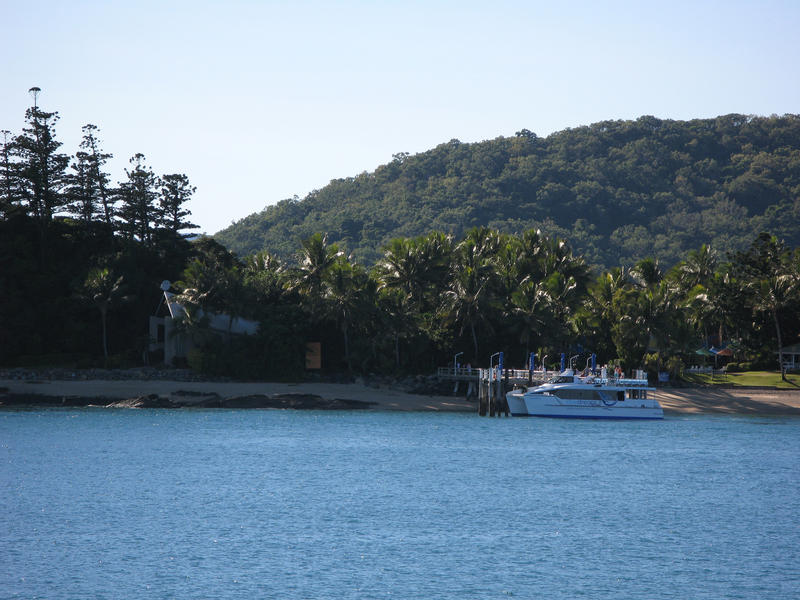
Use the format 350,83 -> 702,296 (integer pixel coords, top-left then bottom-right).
453,351 -> 463,373
528,352 -> 535,385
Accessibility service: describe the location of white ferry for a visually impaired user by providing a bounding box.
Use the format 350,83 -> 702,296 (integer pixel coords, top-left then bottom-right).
505,369 -> 663,419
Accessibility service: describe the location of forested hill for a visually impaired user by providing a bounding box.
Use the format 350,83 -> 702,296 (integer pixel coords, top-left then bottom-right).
215,114 -> 800,270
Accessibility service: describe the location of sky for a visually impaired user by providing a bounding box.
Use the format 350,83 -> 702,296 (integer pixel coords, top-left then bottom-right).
2,0 -> 798,235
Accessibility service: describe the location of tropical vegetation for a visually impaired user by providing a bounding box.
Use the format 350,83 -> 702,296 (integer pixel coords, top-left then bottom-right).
216,114 -> 800,270
2,91 -> 799,382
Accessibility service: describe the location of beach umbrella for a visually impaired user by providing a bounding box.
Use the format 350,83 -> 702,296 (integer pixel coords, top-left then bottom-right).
694,347 -> 713,367
708,347 -> 723,367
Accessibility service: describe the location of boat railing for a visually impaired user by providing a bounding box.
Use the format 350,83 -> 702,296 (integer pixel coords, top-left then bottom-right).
594,377 -> 651,387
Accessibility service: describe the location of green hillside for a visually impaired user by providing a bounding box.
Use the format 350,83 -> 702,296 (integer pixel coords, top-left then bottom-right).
215,114 -> 800,270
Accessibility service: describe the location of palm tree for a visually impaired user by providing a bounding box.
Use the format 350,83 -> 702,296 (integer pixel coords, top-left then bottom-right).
732,233 -> 799,379
683,270 -> 737,350
511,278 -> 552,358
323,257 -> 365,372
378,287 -> 418,369
376,232 -> 452,312
376,237 -> 425,306
675,244 -> 718,293
517,229 -> 545,282
631,257 -> 663,289
80,267 -> 125,361
444,265 -> 494,361
540,270 -> 582,352
540,235 -> 590,289
169,299 -> 212,350
173,240 -> 249,344
494,233 -> 524,299
291,233 -> 341,320
460,226 -> 502,264
751,272 -> 796,380
243,251 -> 285,305
443,233 -> 500,360
580,269 -> 625,361
415,231 -> 453,309
609,286 -> 650,370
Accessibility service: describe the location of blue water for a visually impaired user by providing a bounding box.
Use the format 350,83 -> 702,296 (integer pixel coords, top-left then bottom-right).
2,409 -> 799,599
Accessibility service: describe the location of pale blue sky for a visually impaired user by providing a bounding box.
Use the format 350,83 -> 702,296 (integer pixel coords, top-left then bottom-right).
2,0 -> 798,234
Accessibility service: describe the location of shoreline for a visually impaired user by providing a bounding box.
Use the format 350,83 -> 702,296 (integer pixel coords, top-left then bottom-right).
0,378 -> 473,412
2,377 -> 800,415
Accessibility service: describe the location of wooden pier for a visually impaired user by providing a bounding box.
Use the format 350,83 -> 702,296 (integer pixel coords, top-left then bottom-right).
436,367 -> 548,416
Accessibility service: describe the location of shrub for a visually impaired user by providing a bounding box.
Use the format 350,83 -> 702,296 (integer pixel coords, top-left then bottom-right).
643,353 -> 660,379
186,349 -> 207,373
665,356 -> 684,378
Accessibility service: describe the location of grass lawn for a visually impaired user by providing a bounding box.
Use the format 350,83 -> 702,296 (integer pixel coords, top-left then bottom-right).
681,370 -> 800,389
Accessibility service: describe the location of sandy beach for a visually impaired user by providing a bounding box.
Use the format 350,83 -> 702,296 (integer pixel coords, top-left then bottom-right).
2,377 -> 800,415
657,387 -> 800,416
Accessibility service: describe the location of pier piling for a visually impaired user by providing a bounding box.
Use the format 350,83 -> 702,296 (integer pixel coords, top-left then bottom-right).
436,365 -> 545,417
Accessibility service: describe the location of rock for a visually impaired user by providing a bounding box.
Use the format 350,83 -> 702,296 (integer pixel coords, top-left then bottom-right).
220,395 -> 274,408
169,390 -> 223,407
107,394 -> 177,409
218,393 -> 374,410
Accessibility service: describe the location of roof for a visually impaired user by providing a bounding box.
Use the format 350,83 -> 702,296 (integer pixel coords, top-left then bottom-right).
164,291 -> 259,336
778,343 -> 800,354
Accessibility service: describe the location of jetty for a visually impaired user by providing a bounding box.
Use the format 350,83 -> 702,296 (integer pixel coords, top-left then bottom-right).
437,366 -> 548,416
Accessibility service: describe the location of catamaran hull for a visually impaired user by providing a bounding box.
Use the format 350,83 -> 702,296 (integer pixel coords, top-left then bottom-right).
507,392 -> 664,419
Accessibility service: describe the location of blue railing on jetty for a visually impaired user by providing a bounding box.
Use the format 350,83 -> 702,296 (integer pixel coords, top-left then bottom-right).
436,367 -> 547,384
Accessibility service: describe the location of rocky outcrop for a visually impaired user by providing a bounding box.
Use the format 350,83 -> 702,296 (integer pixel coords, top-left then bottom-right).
107,394 -> 180,409
206,394 -> 373,409
0,389 -> 374,410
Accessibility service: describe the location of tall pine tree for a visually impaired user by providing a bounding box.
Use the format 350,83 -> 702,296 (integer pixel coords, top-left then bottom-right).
66,125 -> 114,224
81,124 -> 114,225
67,149 -> 97,222
12,88 -> 70,262
117,153 -> 159,244
158,173 -> 198,236
13,88 -> 70,224
0,129 -> 21,219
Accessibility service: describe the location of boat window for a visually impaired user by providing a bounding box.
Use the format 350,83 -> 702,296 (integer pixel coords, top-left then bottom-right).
549,376 -> 574,384
630,389 -> 639,399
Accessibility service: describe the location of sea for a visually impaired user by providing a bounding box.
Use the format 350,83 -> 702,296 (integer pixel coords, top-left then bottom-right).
1,408 -> 799,600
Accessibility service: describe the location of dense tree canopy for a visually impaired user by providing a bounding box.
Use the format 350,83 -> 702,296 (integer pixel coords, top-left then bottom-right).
216,114 -> 800,271
0,91 -> 198,366
169,228 -> 800,378
2,94 -> 798,380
